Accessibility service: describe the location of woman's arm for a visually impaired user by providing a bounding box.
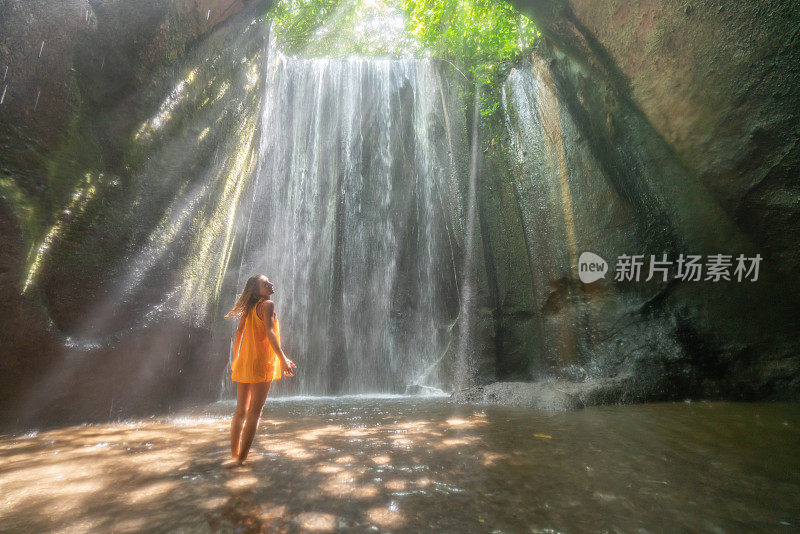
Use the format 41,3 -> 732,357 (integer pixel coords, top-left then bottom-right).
260,300 -> 296,376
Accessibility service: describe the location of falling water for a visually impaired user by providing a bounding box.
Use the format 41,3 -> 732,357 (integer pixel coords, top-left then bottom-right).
230,29 -> 467,396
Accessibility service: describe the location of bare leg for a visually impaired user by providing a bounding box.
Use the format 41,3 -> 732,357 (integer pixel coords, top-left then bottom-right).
236,381 -> 270,464
230,382 -> 250,460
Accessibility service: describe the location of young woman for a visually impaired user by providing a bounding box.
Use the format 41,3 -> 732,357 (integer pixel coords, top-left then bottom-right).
225,274 -> 297,466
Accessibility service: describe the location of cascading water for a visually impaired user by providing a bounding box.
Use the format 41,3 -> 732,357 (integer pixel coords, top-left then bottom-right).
226,28 -> 468,397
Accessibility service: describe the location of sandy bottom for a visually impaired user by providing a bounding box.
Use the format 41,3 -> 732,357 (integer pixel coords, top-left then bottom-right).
1,396 -> 798,532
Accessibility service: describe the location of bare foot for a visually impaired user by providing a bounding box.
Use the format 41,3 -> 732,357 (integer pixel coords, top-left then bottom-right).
222,458 -> 245,469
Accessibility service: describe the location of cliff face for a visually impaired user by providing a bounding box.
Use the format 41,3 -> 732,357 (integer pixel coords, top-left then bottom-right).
475,38 -> 799,403
469,0 -> 800,402
0,0 -> 271,427
1,0 -> 798,426
1,0 -> 258,191
511,0 -> 800,285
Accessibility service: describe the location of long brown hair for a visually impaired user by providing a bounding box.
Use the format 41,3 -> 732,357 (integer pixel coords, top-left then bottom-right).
225,274 -> 265,320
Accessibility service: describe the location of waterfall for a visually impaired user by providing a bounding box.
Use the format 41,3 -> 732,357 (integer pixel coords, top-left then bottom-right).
231,29 -> 466,396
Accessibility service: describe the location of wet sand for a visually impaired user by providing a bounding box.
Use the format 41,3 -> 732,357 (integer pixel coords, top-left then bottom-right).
1,396 -> 798,532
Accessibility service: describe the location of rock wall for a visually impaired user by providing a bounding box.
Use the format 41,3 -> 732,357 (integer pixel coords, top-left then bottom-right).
474,38 -> 799,403
1,0 -> 798,427
511,0 -> 800,288
466,0 -> 800,404
0,0 -> 271,429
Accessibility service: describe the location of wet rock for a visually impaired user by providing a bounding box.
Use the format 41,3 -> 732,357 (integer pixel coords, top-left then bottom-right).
0,1 -> 270,427
0,199 -> 60,419
1,0 -> 798,424
509,0 -> 800,286
0,0 -> 269,197
405,384 -> 448,396
479,30 -> 800,402
4,318 -> 229,431
448,375 -> 635,411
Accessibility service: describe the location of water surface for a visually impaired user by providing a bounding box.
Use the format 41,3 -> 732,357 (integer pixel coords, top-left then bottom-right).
1,397 -> 798,532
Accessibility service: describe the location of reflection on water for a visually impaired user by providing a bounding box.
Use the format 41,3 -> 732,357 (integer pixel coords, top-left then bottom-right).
1,397 -> 798,532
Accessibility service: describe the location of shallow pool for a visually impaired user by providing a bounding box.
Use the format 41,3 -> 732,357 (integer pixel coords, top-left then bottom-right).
1,396 -> 798,532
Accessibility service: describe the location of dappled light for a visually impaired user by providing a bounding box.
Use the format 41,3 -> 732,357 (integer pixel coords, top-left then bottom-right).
134,68 -> 199,143
2,398 -> 798,531
22,172 -> 100,293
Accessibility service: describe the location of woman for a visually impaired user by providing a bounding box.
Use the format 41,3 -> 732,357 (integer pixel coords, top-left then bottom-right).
225,274 -> 297,466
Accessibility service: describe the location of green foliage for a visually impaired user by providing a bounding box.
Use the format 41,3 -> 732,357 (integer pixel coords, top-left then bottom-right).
402,0 -> 538,87
266,0 -> 539,119
268,0 -> 421,57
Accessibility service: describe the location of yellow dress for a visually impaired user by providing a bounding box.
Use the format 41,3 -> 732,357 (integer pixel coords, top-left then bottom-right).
231,299 -> 283,383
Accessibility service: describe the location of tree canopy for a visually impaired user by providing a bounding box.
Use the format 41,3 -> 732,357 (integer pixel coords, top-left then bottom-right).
267,0 -> 539,117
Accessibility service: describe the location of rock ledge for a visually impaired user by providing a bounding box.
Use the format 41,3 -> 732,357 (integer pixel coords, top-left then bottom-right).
448,376 -> 637,411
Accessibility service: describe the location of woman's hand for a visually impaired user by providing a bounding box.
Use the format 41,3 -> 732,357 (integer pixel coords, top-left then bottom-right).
280,355 -> 297,377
